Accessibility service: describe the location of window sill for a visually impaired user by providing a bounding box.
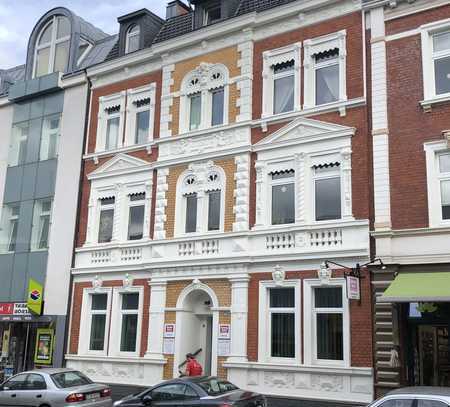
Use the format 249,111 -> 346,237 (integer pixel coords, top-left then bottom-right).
420,94 -> 450,112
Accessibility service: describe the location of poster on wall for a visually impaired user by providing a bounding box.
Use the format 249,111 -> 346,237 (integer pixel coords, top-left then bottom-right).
218,324 -> 231,340
34,329 -> 54,365
217,339 -> 230,357
1,329 -> 10,358
164,324 -> 175,338
346,275 -> 361,300
163,338 -> 175,354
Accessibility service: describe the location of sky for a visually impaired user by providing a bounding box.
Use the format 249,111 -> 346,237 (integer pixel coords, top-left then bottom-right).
0,0 -> 168,69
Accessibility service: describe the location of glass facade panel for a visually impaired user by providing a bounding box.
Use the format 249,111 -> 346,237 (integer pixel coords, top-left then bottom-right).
0,204 -> 20,253
40,115 -> 60,160
9,122 -> 29,166
31,199 -> 52,250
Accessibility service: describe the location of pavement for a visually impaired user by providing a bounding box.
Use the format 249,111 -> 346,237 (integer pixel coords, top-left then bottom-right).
108,383 -> 362,407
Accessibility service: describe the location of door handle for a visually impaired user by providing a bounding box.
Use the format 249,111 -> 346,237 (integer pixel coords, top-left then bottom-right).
36,394 -> 42,398
11,394 -> 16,398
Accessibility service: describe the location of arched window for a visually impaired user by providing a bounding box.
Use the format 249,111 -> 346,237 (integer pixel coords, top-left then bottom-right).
125,25 -> 140,54
34,16 -> 71,78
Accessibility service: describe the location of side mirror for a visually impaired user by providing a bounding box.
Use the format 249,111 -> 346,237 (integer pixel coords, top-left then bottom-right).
142,395 -> 152,406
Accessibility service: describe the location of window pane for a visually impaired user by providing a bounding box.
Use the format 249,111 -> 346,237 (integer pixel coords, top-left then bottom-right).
152,384 -> 187,401
98,209 -> 114,243
90,314 -> 106,351
4,374 -> 28,390
0,204 -> 19,253
315,177 -> 341,221
274,75 -> 294,114
439,154 -> 450,173
316,313 -> 343,360
91,294 -> 107,310
379,400 -> 415,407
315,287 -> 342,308
434,31 -> 450,53
54,41 -> 69,73
9,122 -> 29,166
271,313 -> 295,358
417,401 -> 448,407
208,190 -> 221,231
24,374 -> 46,390
441,180 -> 450,220
435,56 -> 450,95
185,194 -> 197,233
205,7 -> 221,24
31,199 -> 52,250
272,183 -> 295,225
190,94 -> 202,130
120,314 -> 137,352
57,16 -> 70,39
40,115 -> 60,160
270,288 -> 295,308
135,110 -> 150,144
106,117 -> 120,150
128,205 -> 144,240
211,88 -> 224,126
39,23 -> 53,45
316,64 -> 339,105
36,47 -> 51,77
122,293 -> 139,310
126,26 -> 140,53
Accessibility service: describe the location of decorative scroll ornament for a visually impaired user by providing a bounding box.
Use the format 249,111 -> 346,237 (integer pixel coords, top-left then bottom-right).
92,275 -> 102,291
272,265 -> 286,286
123,273 -> 133,290
317,262 -> 332,285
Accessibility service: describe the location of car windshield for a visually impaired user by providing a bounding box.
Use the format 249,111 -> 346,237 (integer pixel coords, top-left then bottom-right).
198,378 -> 238,396
51,371 -> 93,388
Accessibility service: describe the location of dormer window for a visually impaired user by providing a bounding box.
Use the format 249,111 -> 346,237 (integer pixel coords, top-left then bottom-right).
204,4 -> 221,25
125,25 -> 140,54
34,16 -> 71,78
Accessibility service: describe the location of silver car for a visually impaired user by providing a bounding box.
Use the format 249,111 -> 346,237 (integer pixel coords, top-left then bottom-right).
369,387 -> 450,407
0,368 -> 112,407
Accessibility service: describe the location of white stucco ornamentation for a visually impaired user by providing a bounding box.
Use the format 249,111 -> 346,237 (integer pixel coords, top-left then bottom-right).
154,168 -> 169,240
272,264 -> 286,286
236,39 -> 253,122
160,63 -> 175,138
233,154 -> 250,232
92,275 -> 102,291
317,263 -> 332,285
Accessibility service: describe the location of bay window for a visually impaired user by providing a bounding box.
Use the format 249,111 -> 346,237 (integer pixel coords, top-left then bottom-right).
271,170 -> 295,225
89,293 -> 108,351
0,203 -> 20,253
128,193 -> 145,240
269,287 -> 295,358
273,60 -> 295,114
40,114 -> 60,161
314,165 -> 341,221
120,293 -> 139,352
31,198 -> 53,250
98,197 -> 115,243
9,122 -> 28,166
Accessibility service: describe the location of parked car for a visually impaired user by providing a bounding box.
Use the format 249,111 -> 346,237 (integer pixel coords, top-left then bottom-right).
0,368 -> 112,407
368,387 -> 450,407
113,376 -> 266,407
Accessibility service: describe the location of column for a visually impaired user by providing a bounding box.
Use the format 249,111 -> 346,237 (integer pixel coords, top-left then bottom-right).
228,276 -> 249,362
145,280 -> 167,360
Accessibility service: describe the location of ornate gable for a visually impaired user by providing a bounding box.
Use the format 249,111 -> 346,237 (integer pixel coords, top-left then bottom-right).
88,153 -> 152,180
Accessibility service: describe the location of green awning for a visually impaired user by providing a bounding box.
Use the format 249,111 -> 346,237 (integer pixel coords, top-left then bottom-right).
378,272 -> 450,303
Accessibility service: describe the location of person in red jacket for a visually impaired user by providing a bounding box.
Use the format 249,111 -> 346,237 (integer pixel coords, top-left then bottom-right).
185,353 -> 203,376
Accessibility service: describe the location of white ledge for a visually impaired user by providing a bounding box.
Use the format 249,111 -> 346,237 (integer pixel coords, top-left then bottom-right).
420,94 -> 450,111
65,354 -> 166,365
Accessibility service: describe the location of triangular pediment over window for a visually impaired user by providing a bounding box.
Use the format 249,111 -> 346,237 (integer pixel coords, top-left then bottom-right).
88,153 -> 152,180
254,117 -> 355,151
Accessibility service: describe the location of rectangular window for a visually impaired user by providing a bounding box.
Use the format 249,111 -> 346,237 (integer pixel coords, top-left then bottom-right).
9,122 -> 29,166
106,117 -> 120,150
185,193 -> 197,233
135,110 -> 150,145
211,88 -> 224,126
40,115 -> 60,161
98,197 -> 115,243
433,31 -> 450,95
204,5 -> 221,25
120,293 -> 139,352
271,170 -> 295,225
314,166 -> 341,221
31,199 -> 52,250
439,153 -> 450,219
0,204 -> 20,253
128,193 -> 145,240
207,190 -> 221,231
89,293 -> 108,351
273,60 -> 295,114
189,93 -> 202,131
315,49 -> 339,105
314,286 -> 344,361
269,287 -> 295,358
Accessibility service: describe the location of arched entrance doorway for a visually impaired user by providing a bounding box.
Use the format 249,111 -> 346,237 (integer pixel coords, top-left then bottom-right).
173,281 -> 219,377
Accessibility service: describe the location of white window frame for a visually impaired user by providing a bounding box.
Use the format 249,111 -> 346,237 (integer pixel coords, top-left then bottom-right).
312,163 -> 343,222
125,24 -> 140,54
303,278 -> 350,367
424,140 -> 450,227
30,198 -> 53,251
262,43 -> 301,118
258,279 -> 301,364
125,84 -> 156,147
96,92 -> 126,153
421,19 -> 450,103
109,286 -> 144,357
179,64 -> 230,134
33,15 -> 71,78
79,287 -> 112,356
303,31 -> 347,109
270,167 -> 296,226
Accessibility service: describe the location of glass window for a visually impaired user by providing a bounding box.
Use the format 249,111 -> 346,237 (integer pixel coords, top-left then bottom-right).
271,171 -> 295,225
189,93 -> 202,131
315,49 -> 340,105
98,198 -> 115,243
35,47 -> 51,78
4,374 -> 28,390
439,153 -> 450,173
39,23 -> 53,45
152,384 -> 188,401
441,180 -> 450,219
417,401 -> 448,407
89,294 -> 107,351
273,60 -> 295,114
31,199 -> 52,250
126,25 -> 140,54
434,32 -> 450,95
106,117 -> 120,150
54,41 -> 69,73
120,293 -> 139,352
40,115 -> 60,161
314,286 -> 344,361
135,110 -> 150,144
9,122 -> 29,166
51,371 -> 92,389
56,16 -> 70,39
437,153 -> 450,221
315,173 -> 341,221
269,287 -> 295,358
211,87 -> 224,126
204,6 -> 221,25
24,374 -> 46,390
185,193 -> 197,233
128,194 -> 145,241
197,379 -> 238,396
207,190 -> 221,231
0,204 -> 20,253
378,400 -> 415,407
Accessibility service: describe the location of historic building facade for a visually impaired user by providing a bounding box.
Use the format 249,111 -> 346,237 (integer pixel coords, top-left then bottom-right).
66,0 -> 375,403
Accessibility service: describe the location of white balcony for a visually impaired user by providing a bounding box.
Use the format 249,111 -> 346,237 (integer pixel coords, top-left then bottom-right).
74,220 -> 369,271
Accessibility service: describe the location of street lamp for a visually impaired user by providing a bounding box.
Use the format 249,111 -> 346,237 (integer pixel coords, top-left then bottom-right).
324,258 -> 386,279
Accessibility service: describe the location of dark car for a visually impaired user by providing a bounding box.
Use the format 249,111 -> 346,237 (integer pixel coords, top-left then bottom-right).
113,376 -> 266,407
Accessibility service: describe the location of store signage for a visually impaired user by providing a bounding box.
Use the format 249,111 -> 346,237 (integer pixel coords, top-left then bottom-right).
34,328 -> 54,366
218,324 -> 231,340
346,275 -> 361,300
27,279 -> 43,315
164,324 -> 175,338
0,302 -> 32,316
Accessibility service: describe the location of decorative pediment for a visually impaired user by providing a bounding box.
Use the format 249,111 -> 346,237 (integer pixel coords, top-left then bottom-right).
254,117 -> 355,151
88,153 -> 152,180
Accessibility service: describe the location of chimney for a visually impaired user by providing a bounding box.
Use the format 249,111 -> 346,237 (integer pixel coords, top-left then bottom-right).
166,1 -> 191,19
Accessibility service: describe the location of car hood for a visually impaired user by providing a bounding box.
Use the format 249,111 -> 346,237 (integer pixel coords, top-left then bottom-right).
217,389 -> 262,402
